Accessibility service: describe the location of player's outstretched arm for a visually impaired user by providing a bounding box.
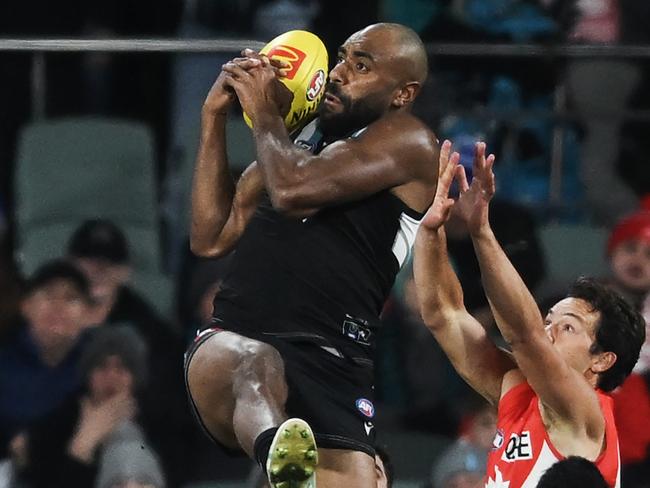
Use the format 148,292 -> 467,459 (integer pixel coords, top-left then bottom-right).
222,61 -> 436,217
414,141 -> 515,405
464,143 -> 605,435
190,57 -> 272,257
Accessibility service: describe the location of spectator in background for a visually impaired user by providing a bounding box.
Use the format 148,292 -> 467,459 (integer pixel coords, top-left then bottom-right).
22,326 -> 166,488
535,456 -> 608,488
564,0 -> 642,225
0,259 -> 94,458
605,195 -> 650,309
66,219 -> 190,486
603,201 -> 650,485
612,293 -> 650,487
68,219 -> 153,327
430,398 -> 496,488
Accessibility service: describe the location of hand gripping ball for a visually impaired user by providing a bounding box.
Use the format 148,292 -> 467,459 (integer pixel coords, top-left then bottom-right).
243,30 -> 328,132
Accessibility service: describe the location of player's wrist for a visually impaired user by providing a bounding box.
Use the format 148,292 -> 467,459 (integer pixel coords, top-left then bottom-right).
469,223 -> 494,241
252,110 -> 285,131
202,103 -> 230,119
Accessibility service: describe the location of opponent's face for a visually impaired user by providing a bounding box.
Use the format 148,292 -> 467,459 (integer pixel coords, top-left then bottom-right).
610,239 -> 650,293
544,298 -> 608,379
89,354 -> 134,402
319,29 -> 404,137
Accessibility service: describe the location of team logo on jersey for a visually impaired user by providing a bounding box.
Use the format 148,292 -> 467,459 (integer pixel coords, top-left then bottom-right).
266,45 -> 307,80
294,139 -> 315,151
501,431 -> 533,462
306,69 -> 326,101
356,398 -> 375,418
486,466 -> 511,488
492,428 -> 505,450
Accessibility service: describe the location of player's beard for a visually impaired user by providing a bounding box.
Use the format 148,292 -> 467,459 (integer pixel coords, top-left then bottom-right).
318,83 -> 386,140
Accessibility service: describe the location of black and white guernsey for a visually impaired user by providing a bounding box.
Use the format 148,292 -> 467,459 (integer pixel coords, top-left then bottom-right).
212,118 -> 423,363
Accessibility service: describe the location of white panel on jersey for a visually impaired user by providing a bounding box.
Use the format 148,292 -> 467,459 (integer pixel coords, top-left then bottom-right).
519,441 -> 560,488
392,212 -> 421,268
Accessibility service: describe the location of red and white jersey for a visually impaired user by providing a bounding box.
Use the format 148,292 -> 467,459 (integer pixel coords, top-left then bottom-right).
485,382 -> 621,488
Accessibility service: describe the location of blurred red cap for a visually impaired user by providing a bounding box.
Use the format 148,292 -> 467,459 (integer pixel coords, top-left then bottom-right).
607,195 -> 650,255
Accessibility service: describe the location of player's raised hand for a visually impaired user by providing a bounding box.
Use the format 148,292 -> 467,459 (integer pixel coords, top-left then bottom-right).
203,52 -> 288,116
202,56 -> 264,116
222,56 -> 293,123
241,48 -> 289,78
453,141 -> 496,236
421,140 -> 464,231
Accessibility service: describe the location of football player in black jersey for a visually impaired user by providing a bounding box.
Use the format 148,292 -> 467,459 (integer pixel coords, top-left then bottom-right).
187,23 -> 438,488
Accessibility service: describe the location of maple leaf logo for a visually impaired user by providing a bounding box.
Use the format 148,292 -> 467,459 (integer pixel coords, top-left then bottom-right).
485,466 -> 510,488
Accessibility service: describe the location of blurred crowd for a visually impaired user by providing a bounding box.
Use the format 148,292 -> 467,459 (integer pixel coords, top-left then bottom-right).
1,0 -> 650,487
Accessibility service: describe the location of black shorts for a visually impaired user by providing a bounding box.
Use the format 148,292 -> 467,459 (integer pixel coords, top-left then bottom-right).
184,326 -> 377,458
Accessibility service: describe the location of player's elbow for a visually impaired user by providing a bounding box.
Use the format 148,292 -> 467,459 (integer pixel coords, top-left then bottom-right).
269,187 -> 316,219
421,308 -> 456,332
190,236 -> 228,258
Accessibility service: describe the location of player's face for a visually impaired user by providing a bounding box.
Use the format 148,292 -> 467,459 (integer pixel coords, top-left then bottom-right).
544,298 -> 603,376
319,29 -> 401,137
610,239 -> 650,293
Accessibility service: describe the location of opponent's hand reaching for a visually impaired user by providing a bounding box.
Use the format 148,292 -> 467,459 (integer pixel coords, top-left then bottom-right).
453,141 -> 496,236
221,53 -> 293,125
421,140 -> 464,231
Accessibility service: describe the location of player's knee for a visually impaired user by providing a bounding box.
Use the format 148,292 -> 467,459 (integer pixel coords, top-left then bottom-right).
238,339 -> 284,374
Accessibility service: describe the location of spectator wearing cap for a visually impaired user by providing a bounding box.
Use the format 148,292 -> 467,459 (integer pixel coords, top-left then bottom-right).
22,326 -> 166,488
606,194 -> 650,310
0,260 -> 94,458
66,219 -> 192,487
604,197 -> 650,487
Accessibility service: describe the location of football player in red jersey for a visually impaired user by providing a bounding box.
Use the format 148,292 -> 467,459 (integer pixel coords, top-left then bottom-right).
414,141 -> 645,487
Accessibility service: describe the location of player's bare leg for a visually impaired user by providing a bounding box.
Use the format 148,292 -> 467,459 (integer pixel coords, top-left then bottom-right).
186,331 -> 288,455
187,332 -> 379,487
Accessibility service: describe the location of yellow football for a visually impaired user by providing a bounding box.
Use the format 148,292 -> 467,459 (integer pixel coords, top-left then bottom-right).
243,30 -> 328,132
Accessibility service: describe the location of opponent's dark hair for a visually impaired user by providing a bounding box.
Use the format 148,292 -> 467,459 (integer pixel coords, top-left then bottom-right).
536,456 -> 608,488
568,277 -> 646,391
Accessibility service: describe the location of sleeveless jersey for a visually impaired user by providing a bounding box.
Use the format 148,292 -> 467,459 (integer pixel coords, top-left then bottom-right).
486,382 -> 621,488
212,119 -> 423,361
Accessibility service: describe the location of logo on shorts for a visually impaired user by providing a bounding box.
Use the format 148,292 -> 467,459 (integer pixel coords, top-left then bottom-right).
306,69 -> 325,101
356,398 -> 375,418
267,45 -> 307,80
342,315 -> 372,346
